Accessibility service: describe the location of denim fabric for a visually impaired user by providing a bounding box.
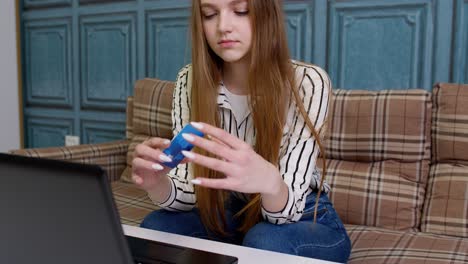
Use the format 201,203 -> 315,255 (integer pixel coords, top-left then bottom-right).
141,192 -> 351,263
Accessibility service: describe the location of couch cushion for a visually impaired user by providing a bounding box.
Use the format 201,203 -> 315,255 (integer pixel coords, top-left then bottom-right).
10,140 -> 129,182
111,180 -> 160,226
120,78 -> 175,182
431,83 -> 468,162
422,164 -> 468,238
325,159 -> 427,231
422,83 -> 468,238
327,89 -> 432,162
346,225 -> 468,263
321,89 -> 432,231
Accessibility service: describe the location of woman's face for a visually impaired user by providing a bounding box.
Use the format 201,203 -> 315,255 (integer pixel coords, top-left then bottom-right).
200,0 -> 252,64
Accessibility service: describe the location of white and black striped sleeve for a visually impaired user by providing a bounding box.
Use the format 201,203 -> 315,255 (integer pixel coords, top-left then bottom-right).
154,64 -> 197,212
261,65 -> 331,224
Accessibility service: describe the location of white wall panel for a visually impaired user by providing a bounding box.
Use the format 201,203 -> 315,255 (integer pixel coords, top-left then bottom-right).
0,0 -> 20,152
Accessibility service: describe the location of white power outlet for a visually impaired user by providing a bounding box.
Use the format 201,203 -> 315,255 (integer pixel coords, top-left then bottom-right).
65,135 -> 80,146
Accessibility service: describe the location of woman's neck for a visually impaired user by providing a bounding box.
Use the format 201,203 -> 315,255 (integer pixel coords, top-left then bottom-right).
222,60 -> 249,95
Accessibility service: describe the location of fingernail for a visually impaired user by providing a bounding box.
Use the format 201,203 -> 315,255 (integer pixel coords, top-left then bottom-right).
163,139 -> 171,145
191,122 -> 203,130
191,179 -> 201,185
182,133 -> 195,142
152,163 -> 164,170
159,154 -> 172,162
132,176 -> 142,184
181,150 -> 195,159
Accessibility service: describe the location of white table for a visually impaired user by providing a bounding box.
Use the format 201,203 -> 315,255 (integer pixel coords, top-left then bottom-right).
123,224 -> 337,264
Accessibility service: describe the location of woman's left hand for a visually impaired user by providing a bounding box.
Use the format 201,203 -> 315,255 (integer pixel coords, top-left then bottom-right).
181,122 -> 282,196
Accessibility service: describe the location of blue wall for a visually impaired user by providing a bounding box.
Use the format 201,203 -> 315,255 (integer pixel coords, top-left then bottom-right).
20,0 -> 468,147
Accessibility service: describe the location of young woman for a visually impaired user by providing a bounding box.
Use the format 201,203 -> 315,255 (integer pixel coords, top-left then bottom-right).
131,0 -> 351,262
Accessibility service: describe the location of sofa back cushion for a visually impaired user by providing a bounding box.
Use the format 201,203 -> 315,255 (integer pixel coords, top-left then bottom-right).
121,78 -> 175,182
321,89 -> 432,231
421,83 -> 468,238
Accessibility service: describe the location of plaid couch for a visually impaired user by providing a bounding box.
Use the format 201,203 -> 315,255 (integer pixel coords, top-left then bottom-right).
11,80 -> 468,263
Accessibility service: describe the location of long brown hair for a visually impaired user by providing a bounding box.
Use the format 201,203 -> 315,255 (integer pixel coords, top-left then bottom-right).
190,0 -> 328,235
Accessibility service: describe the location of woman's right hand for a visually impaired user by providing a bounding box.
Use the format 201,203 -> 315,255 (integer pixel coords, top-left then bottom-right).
131,137 -> 173,192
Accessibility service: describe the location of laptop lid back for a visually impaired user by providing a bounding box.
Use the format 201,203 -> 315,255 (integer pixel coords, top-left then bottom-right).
0,153 -> 133,264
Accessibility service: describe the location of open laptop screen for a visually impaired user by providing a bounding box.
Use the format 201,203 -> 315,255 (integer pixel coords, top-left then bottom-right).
0,154 -> 133,264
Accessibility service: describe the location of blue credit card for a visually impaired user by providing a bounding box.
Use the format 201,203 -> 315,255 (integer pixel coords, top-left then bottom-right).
162,124 -> 204,168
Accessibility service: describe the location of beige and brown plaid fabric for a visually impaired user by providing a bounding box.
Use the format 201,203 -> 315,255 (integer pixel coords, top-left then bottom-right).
120,78 -> 175,182
111,180 -> 159,226
321,89 -> 432,231
326,89 -> 432,162
126,96 -> 134,140
422,164 -> 468,238
10,140 -> 129,182
421,83 -> 468,238
322,159 -> 428,231
132,78 -> 174,139
346,225 -> 468,263
431,83 -> 468,162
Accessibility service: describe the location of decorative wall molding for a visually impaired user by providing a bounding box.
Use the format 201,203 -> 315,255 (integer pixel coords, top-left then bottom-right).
24,18 -> 73,107
26,115 -> 73,148
146,7 -> 190,81
284,3 -> 313,62
80,13 -> 137,110
24,0 -> 71,9
81,119 -> 125,144
453,0 -> 468,84
328,0 -> 434,90
79,0 -> 133,5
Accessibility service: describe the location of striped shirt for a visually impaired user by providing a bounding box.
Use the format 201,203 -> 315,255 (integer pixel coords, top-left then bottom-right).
156,60 -> 332,224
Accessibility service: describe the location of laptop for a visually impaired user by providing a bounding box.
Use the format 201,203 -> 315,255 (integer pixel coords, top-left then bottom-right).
0,153 -> 238,264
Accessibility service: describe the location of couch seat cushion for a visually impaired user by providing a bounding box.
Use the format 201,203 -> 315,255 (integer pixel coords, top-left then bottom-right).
346,225 -> 468,263
111,180 -> 159,226
422,163 -> 468,238
324,159 -> 427,231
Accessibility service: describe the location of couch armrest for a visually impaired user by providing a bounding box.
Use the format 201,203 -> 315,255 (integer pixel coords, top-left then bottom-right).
9,140 -> 130,182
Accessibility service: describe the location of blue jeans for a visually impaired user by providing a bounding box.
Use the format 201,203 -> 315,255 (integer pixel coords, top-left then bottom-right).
141,192 -> 351,263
